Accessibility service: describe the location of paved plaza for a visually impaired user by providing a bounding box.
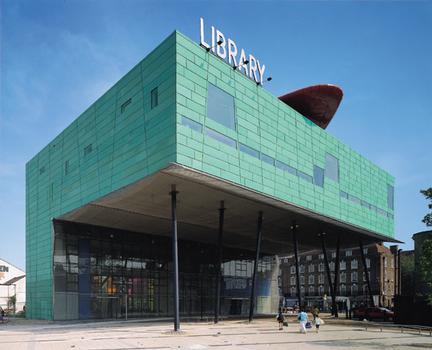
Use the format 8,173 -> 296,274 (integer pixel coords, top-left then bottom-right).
1,318 -> 432,350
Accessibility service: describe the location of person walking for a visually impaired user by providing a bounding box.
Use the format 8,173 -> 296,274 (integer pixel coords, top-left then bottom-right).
315,316 -> 323,333
312,306 -> 320,322
0,307 -> 4,324
276,308 -> 285,330
297,308 -> 308,334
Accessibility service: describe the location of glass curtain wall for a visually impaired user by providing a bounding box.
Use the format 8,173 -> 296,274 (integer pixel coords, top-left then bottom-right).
53,220 -> 275,320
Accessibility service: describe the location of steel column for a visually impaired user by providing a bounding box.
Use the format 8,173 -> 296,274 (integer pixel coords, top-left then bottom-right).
320,232 -> 336,315
333,236 -> 340,318
291,223 -> 302,309
248,211 -> 263,322
170,185 -> 180,331
359,240 -> 375,307
214,201 -> 225,324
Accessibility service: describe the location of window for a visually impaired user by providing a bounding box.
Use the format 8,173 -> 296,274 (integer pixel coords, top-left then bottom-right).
366,258 -> 371,269
300,275 -> 305,285
120,98 -> 132,113
151,87 -> 158,109
331,252 -> 336,258
351,271 -> 358,282
351,284 -> 358,294
387,184 -> 394,210
181,116 -> 203,133
361,200 -> 371,209
351,259 -> 358,269
340,261 -> 346,271
300,286 -> 305,294
291,287 -> 296,296
318,263 -> 324,272
64,160 -> 70,175
318,285 -> 324,296
239,143 -> 259,159
261,154 -> 274,166
290,266 -> 296,274
309,286 -> 315,295
298,171 -> 313,184
329,262 -> 335,271
318,274 -> 324,284
362,271 -> 370,282
299,265 -> 305,273
340,284 -> 346,295
306,255 -> 312,261
39,166 -> 46,175
207,83 -> 235,129
290,276 -> 296,285
308,264 -> 315,273
325,153 -> 339,182
340,191 -> 348,199
319,254 -> 324,260
84,144 -> 93,156
346,250 -> 352,257
308,275 -> 315,285
340,272 -> 346,283
205,128 -> 237,148
363,248 -> 368,255
349,194 -> 361,205
313,165 -> 324,187
275,160 -> 297,176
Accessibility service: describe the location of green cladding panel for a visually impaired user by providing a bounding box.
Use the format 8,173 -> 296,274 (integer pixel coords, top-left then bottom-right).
26,31 -> 394,320
174,32 -> 394,237
26,33 -> 177,319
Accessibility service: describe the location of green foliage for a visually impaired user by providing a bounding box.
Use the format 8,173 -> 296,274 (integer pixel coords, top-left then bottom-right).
8,294 -> 16,310
420,188 -> 432,226
418,239 -> 432,304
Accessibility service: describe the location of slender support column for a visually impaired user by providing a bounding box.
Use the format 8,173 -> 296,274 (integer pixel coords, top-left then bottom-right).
394,249 -> 398,297
333,236 -> 340,318
291,222 -> 301,309
170,185 -> 180,331
248,211 -> 263,322
214,201 -> 225,324
359,240 -> 375,307
320,232 -> 336,316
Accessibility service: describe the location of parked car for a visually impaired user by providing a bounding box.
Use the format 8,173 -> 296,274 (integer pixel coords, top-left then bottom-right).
352,306 -> 394,321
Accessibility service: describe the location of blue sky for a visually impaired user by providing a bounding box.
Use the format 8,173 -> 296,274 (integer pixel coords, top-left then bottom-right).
1,1 -> 431,269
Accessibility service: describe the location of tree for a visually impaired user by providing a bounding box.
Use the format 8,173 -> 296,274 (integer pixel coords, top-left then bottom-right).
420,188 -> 432,226
417,239 -> 432,304
8,294 -> 16,314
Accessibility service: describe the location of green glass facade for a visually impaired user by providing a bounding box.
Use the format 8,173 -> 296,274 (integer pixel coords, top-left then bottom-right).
26,31 -> 394,320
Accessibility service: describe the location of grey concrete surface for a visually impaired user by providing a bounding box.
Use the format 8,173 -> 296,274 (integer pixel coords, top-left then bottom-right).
1,318 -> 431,350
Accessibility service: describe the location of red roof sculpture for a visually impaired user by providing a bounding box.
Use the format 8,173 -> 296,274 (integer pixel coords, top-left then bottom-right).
278,84 -> 343,129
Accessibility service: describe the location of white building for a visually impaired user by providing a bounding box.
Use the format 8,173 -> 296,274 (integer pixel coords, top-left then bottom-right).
0,259 -> 26,313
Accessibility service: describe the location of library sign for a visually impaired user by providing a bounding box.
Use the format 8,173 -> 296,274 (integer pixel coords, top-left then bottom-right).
199,17 -> 266,85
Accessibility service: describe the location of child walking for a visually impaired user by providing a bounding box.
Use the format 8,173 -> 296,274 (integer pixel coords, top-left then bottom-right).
315,316 -> 322,333
276,308 -> 285,330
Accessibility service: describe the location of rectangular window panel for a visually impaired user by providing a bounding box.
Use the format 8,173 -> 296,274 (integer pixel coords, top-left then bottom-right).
84,144 -> 93,156
181,116 -> 202,133
151,87 -> 158,109
298,171 -> 313,184
239,143 -> 259,159
325,153 -> 339,182
120,98 -> 132,113
261,153 -> 275,166
361,200 -> 371,209
348,194 -> 361,205
313,165 -> 324,187
340,191 -> 348,199
205,128 -> 237,148
387,184 -> 394,210
207,83 -> 236,130
275,160 -> 297,176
